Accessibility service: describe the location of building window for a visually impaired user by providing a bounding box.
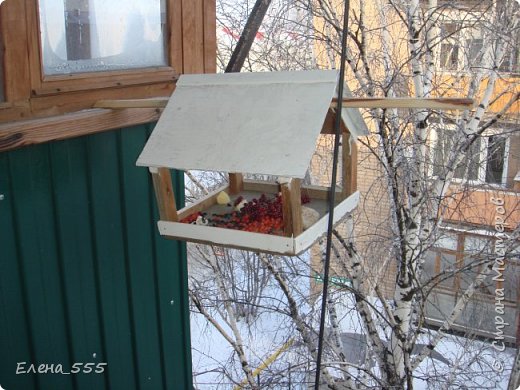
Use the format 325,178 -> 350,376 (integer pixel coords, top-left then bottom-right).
498,34 -> 520,73
439,23 -> 461,71
424,232 -> 518,303
39,0 -> 167,76
432,128 -> 509,186
439,21 -> 519,74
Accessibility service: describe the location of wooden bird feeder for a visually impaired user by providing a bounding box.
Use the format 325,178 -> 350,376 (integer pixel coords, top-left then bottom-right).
135,70 -> 365,255
133,70 -> 474,255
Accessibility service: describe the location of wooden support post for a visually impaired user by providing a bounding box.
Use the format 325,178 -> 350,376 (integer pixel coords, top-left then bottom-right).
280,178 -> 303,237
150,167 -> 179,222
229,173 -> 244,194
342,132 -> 357,198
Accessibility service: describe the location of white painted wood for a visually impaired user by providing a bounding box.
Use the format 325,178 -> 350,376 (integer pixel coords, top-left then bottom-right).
294,191 -> 360,254
158,191 -> 360,256
158,221 -> 296,254
137,70 -> 340,178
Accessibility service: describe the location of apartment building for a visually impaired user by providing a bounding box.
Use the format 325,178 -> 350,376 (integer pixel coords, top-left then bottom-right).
310,0 -> 520,343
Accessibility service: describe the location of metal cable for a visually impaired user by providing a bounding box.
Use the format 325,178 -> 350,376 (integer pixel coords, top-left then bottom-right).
314,0 -> 351,388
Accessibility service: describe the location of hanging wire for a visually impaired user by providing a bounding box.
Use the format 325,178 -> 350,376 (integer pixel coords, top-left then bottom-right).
314,0 -> 351,388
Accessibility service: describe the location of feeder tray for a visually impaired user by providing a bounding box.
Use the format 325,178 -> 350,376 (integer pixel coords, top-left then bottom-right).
136,70 -> 368,255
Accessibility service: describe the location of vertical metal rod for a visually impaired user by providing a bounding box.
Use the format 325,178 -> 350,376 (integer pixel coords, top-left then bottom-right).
314,0 -> 351,388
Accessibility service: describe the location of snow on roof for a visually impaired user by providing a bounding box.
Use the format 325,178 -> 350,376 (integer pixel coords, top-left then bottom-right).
137,70 -> 364,178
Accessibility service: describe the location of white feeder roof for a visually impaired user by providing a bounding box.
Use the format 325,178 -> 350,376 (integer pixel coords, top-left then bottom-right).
137,70 -> 366,178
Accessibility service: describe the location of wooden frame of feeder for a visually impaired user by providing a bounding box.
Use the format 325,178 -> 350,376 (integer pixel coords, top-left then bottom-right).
134,70 -> 474,255
147,118 -> 360,255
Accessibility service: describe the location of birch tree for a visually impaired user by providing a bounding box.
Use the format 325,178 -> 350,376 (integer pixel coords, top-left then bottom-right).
189,0 -> 520,388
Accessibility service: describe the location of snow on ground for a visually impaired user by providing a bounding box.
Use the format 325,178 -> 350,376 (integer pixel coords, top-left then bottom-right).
189,250 -> 516,389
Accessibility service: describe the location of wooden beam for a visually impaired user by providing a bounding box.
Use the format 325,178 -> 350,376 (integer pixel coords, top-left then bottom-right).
243,179 -> 342,200
320,107 -> 348,135
332,97 -> 475,110
93,96 -> 475,112
342,133 -> 357,198
150,167 -> 179,222
94,98 -> 169,109
0,108 -> 162,152
229,173 -> 244,194
280,178 -> 303,237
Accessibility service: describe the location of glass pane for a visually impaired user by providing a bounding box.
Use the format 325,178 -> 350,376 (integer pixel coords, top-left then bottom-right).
464,235 -> 493,254
460,255 -> 491,293
432,128 -> 452,177
498,32 -> 520,73
436,231 -> 458,251
422,250 -> 438,281
466,38 -> 483,68
439,252 -> 457,289
485,136 -> 506,184
39,0 -> 167,75
439,23 -> 460,70
504,260 -> 518,301
440,43 -> 459,70
454,137 -> 480,181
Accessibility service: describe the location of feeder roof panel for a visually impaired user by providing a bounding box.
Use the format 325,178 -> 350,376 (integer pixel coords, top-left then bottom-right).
136,70 -> 341,178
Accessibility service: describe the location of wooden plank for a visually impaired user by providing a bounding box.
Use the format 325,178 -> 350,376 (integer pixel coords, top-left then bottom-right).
182,0 -> 205,74
177,184 -> 228,220
295,191 -> 360,254
158,221 -> 296,255
160,191 -> 361,256
280,178 -> 303,237
342,133 -> 357,197
33,68 -> 176,96
150,167 -> 179,222
320,107 -> 349,134
0,108 -> 162,152
203,0 -> 217,73
332,97 -> 475,110
242,179 -> 341,200
30,82 -> 174,117
170,0 -> 184,73
229,173 -> 244,194
93,96 -> 471,112
94,98 -> 169,109
2,0 -> 31,102
243,179 -> 279,194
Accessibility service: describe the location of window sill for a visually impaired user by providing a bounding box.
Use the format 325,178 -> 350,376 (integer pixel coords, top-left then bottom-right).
0,107 -> 163,152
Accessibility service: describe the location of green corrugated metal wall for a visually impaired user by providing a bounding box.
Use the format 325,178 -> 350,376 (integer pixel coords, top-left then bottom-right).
0,124 -> 192,390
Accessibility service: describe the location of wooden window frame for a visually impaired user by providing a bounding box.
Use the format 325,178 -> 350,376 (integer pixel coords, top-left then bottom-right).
27,0 -> 179,96
0,0 -> 183,123
0,0 -> 216,152
428,231 -> 518,303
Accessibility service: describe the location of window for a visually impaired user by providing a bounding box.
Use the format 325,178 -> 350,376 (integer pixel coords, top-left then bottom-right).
438,22 -> 484,71
0,0 -> 216,149
432,128 -> 509,185
423,232 -> 518,302
439,21 -> 520,74
39,0 -> 167,75
498,33 -> 520,73
439,23 -> 460,71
